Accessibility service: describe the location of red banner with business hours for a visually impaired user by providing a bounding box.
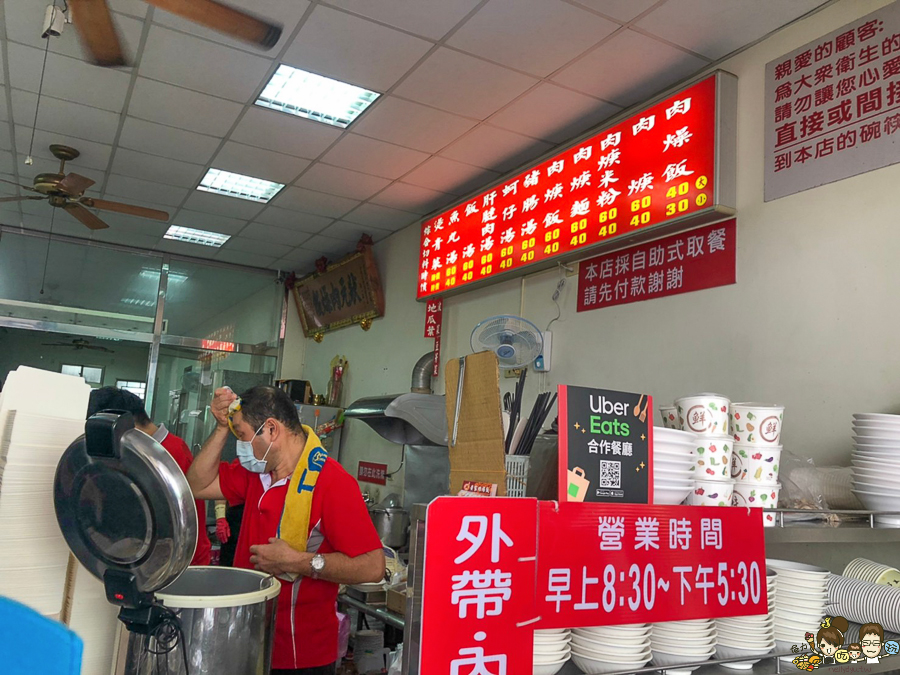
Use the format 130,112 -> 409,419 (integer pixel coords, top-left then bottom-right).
417,74 -> 731,300
357,461 -> 387,485
420,497 -> 539,675
536,501 -> 768,629
576,219 -> 736,312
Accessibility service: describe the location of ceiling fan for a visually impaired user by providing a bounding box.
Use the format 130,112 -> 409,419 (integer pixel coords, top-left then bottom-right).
0,144 -> 170,231
69,0 -> 283,67
42,338 -> 113,352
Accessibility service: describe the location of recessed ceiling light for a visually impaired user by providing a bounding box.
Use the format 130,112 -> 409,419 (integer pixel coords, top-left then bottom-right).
164,225 -> 230,248
256,64 -> 380,128
196,168 -> 285,203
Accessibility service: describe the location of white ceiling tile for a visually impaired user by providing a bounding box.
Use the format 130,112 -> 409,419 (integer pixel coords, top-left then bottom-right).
14,126 -> 111,172
214,249 -> 278,267
320,220 -> 392,243
636,0 -> 827,60
294,163 -> 391,201
441,125 -> 554,173
220,236 -> 293,258
172,209 -> 249,236
5,2 -> 144,64
238,222 -> 312,247
276,249 -> 321,272
369,181 -> 456,214
118,117 -> 222,165
303,234 -> 350,256
0,126 -> 11,152
6,44 -> 132,113
568,0 -> 658,23
350,96 -> 477,153
155,238 -> 221,259
104,175 -> 189,208
324,0 -> 482,40
321,135 -> 429,180
394,48 -> 538,119
110,0 -> 149,18
91,229 -> 161,249
110,148 -> 206,188
180,191 -> 265,220
128,78 -> 244,136
10,90 -> 122,145
230,107 -> 342,159
448,0 -> 618,77
21,211 -> 93,238
253,206 -> 333,233
487,82 -> 621,144
552,29 -> 708,107
151,0 -> 309,55
282,5 -> 432,91
211,142 -> 310,184
272,187 -> 359,218
139,26 -> 274,102
402,156 -> 501,196
0,90 -> 8,122
341,203 -> 420,231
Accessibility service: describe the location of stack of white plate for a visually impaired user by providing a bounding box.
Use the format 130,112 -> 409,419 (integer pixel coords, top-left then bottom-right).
65,559 -> 120,675
570,624 -> 651,674
533,629 -> 570,675
768,559 -> 829,656
650,619 -> 716,671
654,428 -> 698,505
715,568 -> 777,669
850,413 -> 900,526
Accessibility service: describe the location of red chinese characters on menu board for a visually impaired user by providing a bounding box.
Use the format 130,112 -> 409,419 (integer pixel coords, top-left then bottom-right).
576,219 -> 736,312
765,2 -> 900,200
417,75 -> 721,299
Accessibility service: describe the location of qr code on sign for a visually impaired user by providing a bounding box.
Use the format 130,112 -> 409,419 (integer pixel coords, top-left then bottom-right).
600,460 -> 621,488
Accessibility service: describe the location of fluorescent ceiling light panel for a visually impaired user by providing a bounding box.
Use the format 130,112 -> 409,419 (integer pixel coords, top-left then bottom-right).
256,64 -> 380,128
139,269 -> 188,283
197,168 -> 285,203
164,225 -> 230,248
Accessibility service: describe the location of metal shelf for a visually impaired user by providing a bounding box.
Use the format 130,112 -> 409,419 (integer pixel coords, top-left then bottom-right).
764,508 -> 900,543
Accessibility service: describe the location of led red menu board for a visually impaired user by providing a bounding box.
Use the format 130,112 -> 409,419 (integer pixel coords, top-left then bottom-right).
417,71 -> 737,300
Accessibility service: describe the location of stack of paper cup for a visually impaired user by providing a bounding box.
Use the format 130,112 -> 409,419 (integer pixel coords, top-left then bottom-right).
731,403 -> 785,526
675,393 -> 735,507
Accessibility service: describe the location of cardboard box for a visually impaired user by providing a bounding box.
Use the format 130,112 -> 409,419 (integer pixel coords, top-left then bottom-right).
386,588 -> 406,617
445,351 -> 507,496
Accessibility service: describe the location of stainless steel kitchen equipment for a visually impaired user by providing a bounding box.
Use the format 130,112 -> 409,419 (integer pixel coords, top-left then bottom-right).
54,412 -> 280,675
369,503 -> 411,549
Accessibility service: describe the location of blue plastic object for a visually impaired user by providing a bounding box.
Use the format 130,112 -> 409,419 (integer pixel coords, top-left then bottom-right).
0,596 -> 83,675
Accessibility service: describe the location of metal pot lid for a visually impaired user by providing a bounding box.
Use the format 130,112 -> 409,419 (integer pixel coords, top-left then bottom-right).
54,412 -> 197,594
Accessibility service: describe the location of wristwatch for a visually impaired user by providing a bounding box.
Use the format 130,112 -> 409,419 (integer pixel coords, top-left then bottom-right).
310,554 -> 326,579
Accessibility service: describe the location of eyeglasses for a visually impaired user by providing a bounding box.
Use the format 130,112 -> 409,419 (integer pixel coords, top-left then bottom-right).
227,398 -> 243,439
861,640 -> 882,647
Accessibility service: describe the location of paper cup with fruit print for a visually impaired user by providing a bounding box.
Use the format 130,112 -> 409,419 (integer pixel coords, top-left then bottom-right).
732,482 -> 781,527
731,403 -> 784,445
659,406 -> 679,430
675,393 -> 731,437
691,435 -> 733,479
731,444 -> 782,484
689,478 -> 734,507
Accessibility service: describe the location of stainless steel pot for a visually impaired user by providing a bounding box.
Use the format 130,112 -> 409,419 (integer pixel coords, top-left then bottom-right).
369,506 -> 410,548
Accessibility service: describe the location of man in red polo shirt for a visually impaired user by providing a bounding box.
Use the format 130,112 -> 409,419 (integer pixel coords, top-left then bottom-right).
187,385 -> 384,675
87,387 -> 211,566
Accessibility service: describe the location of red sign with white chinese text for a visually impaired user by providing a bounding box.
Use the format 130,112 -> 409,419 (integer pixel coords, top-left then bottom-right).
424,299 -> 443,338
576,219 -> 736,311
765,3 -> 900,200
357,461 -> 387,485
418,73 -> 733,300
420,498 -> 539,675
536,502 -> 767,628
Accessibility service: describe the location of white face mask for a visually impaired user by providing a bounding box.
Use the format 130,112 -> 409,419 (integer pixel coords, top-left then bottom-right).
235,422 -> 273,473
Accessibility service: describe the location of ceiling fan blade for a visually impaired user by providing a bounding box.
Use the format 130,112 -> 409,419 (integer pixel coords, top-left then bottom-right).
64,203 -> 109,230
68,0 -> 128,67
0,195 -> 45,203
146,0 -> 281,49
58,173 -> 96,196
0,178 -> 40,193
79,197 -> 169,222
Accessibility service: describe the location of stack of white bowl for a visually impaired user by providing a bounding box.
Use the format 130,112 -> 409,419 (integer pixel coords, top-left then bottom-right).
768,559 -> 829,657
674,393 -> 735,507
533,629 -> 570,675
730,403 -> 785,526
650,619 -> 716,671
715,567 -> 777,670
654,427 -> 698,505
570,624 -> 651,674
850,413 -> 900,526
